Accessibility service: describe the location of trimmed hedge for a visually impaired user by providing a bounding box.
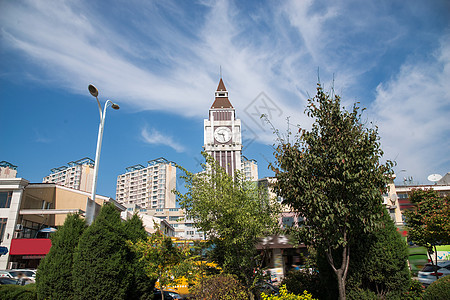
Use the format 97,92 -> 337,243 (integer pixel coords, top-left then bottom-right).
0,283 -> 37,300
423,276 -> 450,300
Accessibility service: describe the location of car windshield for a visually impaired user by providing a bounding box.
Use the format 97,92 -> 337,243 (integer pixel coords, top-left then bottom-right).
9,271 -> 35,277
422,265 -> 439,272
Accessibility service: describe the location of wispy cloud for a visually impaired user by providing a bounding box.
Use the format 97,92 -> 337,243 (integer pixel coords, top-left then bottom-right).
141,127 -> 185,153
1,0 -> 449,181
34,129 -> 52,143
370,34 -> 450,180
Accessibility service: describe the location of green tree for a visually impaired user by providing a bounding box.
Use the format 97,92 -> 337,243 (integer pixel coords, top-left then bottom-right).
176,153 -> 280,298
36,213 -> 86,300
404,189 -> 450,280
72,203 -> 132,300
123,214 -> 155,300
346,211 -> 410,298
271,84 -> 393,300
128,228 -> 193,300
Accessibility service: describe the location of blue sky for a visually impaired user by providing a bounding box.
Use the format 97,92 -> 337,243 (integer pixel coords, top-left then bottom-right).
1,0 -> 449,199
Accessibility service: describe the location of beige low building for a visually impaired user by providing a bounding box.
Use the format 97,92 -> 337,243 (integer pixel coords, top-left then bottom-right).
143,208 -> 204,240
383,175 -> 403,226
0,178 -> 124,269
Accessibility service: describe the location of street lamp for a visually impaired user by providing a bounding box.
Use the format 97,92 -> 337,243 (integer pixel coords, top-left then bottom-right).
86,84 -> 120,225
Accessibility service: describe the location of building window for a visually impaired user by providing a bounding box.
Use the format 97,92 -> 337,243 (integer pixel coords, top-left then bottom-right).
0,192 -> 12,208
282,217 -> 294,227
0,218 -> 7,242
169,216 -> 179,221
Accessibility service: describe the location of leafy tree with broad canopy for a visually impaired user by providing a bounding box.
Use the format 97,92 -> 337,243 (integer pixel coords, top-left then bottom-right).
128,227 -> 193,300
270,84 -> 393,300
404,188 -> 450,280
175,153 -> 280,298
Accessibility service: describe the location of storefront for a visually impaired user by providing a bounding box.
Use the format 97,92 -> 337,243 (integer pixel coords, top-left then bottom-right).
8,238 -> 51,269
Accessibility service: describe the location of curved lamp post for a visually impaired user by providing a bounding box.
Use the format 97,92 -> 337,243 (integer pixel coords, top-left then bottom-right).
86,84 -> 119,225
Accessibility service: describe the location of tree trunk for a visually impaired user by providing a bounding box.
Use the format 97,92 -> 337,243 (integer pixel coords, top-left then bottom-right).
336,270 -> 346,300
326,240 -> 350,300
434,245 -> 440,281
249,291 -> 256,300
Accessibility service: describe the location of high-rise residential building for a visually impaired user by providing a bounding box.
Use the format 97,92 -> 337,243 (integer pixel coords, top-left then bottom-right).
0,161 -> 18,179
204,78 -> 257,179
241,156 -> 258,181
116,157 -> 176,209
42,158 -> 94,192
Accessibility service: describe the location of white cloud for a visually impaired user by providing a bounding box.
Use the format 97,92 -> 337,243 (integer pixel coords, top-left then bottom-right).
1,0 -> 449,178
141,127 -> 185,153
370,35 -> 450,183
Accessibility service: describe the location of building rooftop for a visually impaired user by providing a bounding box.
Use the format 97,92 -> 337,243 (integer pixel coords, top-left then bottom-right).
0,161 -> 18,170
211,78 -> 233,109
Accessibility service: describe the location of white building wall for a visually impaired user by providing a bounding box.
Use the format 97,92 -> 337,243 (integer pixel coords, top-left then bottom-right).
0,178 -> 29,269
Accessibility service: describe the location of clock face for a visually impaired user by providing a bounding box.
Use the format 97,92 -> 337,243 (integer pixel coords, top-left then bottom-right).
214,127 -> 232,143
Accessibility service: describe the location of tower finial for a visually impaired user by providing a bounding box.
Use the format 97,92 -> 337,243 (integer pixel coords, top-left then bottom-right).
220,65 -> 222,79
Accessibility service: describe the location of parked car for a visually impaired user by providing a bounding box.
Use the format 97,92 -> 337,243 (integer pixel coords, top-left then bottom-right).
10,269 -> 36,279
0,270 -> 35,284
154,289 -> 178,300
0,277 -> 18,285
0,270 -> 15,278
418,261 -> 450,286
255,281 -> 279,296
167,291 -> 183,299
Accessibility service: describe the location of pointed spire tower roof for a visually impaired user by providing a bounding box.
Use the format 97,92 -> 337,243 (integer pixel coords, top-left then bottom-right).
211,78 -> 233,109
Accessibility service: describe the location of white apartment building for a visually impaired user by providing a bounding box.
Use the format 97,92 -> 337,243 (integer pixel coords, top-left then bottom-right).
0,161 -> 18,179
116,158 -> 176,209
241,156 -> 258,181
42,158 -> 94,193
143,207 -> 204,240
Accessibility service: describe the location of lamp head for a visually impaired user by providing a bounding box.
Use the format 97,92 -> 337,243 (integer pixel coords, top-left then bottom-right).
111,103 -> 120,110
88,84 -> 99,97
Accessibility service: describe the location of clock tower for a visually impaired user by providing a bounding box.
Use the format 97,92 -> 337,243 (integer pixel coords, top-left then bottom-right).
204,78 -> 242,177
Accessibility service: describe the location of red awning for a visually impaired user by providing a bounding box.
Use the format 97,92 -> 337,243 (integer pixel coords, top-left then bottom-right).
10,239 -> 52,255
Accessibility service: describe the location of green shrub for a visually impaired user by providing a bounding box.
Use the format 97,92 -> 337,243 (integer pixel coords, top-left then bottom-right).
281,270 -> 321,298
423,276 -> 450,300
350,212 -> 410,295
72,204 -> 133,299
346,288 -> 378,300
386,279 -> 424,300
191,274 -> 249,300
261,284 -> 316,300
0,283 -> 37,300
36,213 -> 86,299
